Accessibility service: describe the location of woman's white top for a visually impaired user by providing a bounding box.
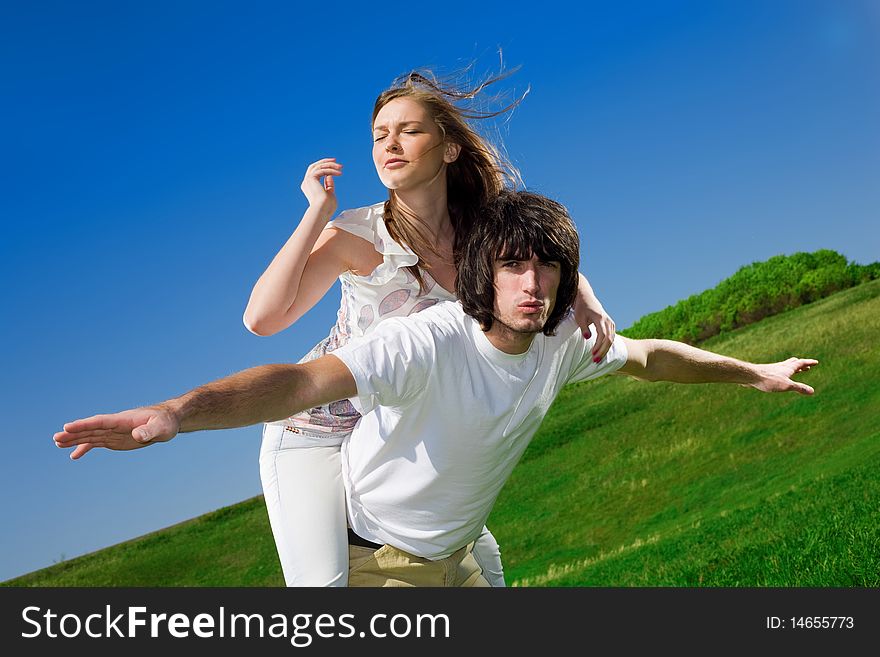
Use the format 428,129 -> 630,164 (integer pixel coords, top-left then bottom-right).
270,202 -> 456,439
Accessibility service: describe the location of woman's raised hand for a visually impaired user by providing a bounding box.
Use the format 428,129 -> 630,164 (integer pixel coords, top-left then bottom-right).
300,158 -> 343,218
581,308 -> 617,362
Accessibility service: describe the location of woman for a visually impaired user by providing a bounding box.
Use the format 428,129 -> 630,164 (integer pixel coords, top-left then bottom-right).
244,70 -> 616,586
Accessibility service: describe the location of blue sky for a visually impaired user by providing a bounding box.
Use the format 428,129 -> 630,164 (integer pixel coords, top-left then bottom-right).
2,0 -> 878,582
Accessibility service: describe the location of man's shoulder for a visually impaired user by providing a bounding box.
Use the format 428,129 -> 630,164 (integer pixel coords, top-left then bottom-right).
355,300 -> 467,342
331,301 -> 470,397
539,311 -> 605,370
384,300 -> 469,336
544,311 -> 583,349
416,299 -> 465,321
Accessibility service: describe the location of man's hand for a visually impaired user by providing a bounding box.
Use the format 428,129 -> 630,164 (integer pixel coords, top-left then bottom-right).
750,357 -> 819,395
53,406 -> 180,460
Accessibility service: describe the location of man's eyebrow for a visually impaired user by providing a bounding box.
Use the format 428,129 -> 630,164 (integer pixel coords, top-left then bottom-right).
495,249 -> 535,260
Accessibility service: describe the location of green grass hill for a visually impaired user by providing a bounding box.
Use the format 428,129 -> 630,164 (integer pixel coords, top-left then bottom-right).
493,277 -> 879,586
622,249 -> 879,344
6,278 -> 879,587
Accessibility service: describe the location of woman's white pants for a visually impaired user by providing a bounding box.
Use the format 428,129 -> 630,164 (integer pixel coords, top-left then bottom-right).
259,423 -> 505,587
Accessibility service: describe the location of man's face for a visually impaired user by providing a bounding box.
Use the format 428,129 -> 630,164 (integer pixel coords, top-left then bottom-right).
491,254 -> 561,336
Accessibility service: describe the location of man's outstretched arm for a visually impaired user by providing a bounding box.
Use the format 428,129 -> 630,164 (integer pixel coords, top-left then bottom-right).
616,336 -> 818,394
53,355 -> 356,460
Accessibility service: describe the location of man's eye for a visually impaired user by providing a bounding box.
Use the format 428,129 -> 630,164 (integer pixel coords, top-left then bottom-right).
403,130 -> 420,134
373,135 -> 387,142
541,261 -> 560,269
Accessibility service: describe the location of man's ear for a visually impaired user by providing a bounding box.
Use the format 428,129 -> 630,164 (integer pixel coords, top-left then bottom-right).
444,141 -> 461,163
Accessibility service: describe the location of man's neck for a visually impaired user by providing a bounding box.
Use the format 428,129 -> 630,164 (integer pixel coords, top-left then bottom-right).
483,324 -> 538,355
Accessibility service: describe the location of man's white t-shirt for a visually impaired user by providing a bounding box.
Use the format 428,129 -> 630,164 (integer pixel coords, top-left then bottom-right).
332,301 -> 628,559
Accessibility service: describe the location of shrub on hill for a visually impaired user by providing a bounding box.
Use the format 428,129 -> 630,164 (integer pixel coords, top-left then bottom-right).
621,250 -> 879,343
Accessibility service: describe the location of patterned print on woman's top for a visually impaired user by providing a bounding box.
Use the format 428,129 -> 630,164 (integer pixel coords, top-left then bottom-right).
275,203 -> 456,438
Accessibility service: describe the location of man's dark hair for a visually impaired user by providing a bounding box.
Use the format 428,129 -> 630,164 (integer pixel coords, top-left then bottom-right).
455,190 -> 580,336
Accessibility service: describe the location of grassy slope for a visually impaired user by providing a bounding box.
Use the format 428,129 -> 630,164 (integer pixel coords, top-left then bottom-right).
493,278 -> 880,586
7,280 -> 879,587
8,498 -> 285,587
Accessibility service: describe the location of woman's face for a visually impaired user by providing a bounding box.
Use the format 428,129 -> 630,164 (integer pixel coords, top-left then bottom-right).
372,97 -> 457,191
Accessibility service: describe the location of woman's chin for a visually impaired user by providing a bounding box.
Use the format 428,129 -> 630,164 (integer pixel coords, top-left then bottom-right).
376,172 -> 408,190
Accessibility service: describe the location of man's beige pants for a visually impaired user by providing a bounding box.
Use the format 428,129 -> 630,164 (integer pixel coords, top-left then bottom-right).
348,542 -> 491,587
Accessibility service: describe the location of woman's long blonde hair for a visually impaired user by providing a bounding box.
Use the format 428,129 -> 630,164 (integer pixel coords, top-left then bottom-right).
371,68 -> 525,293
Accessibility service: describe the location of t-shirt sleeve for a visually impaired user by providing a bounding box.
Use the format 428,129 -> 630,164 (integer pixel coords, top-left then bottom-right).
331,316 -> 434,415
567,331 -> 629,384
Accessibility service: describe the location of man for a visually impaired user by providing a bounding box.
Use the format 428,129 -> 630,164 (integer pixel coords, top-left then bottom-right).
54,191 -> 817,586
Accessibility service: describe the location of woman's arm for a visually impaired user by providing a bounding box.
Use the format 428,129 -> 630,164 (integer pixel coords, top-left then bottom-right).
573,272 -> 617,362
243,158 -> 371,336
